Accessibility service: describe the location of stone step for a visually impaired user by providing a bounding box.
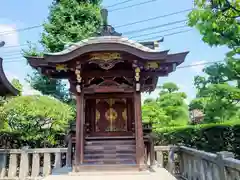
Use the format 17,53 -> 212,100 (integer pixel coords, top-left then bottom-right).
83,158 -> 136,165
85,144 -> 136,150
85,136 -> 135,140
70,164 -> 140,173
85,140 -> 135,145
84,153 -> 135,158
84,149 -> 136,154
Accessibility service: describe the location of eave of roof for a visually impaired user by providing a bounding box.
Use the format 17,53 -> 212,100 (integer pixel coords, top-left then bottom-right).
0,58 -> 20,96
24,36 -> 188,65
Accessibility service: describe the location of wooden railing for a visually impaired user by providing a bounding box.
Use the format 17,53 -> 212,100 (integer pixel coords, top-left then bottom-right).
154,145 -> 240,180
0,147 -> 69,180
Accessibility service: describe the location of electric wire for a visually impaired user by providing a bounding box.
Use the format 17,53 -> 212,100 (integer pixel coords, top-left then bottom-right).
106,0 -> 135,8
1,27 -> 192,59
109,0 -> 159,12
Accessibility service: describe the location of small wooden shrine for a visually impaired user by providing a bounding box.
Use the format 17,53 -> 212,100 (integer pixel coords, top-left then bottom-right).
25,9 -> 188,172
0,58 -> 19,96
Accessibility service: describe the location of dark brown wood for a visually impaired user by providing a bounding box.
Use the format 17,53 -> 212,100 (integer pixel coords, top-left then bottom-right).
0,58 -> 19,96
75,94 -> 81,166
84,93 -> 133,99
83,87 -> 134,93
90,132 -> 133,136
80,93 -> 84,164
127,98 -> 133,132
134,92 -> 145,170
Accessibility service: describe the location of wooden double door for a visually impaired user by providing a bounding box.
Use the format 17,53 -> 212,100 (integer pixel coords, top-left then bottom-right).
85,95 -> 134,136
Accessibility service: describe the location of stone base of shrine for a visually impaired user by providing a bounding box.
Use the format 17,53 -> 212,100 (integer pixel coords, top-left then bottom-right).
48,166 -> 176,180
71,164 -> 142,173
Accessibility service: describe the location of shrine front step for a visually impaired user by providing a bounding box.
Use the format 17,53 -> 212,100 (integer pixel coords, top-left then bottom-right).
71,164 -> 140,173
84,138 -> 136,165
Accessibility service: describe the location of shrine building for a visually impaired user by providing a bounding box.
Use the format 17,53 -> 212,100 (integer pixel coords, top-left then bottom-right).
0,58 -> 20,96
24,9 -> 188,172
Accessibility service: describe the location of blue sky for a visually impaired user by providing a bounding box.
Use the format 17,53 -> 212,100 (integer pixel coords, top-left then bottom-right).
0,0 -> 229,100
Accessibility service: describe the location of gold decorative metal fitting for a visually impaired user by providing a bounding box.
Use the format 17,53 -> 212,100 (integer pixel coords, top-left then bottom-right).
89,52 -> 121,61
75,69 -> 82,83
145,62 -> 159,70
56,64 -> 68,72
135,67 -> 140,82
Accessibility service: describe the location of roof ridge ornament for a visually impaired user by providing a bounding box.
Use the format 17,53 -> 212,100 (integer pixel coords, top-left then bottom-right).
96,8 -> 122,37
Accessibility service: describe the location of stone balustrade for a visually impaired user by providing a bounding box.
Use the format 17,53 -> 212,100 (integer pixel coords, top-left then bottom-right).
0,145 -> 239,180
154,145 -> 240,180
0,147 -> 68,180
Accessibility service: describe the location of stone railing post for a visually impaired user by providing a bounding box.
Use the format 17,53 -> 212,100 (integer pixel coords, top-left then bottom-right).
167,146 -> 175,174
0,151 -> 7,178
19,146 -> 29,179
216,151 -> 234,180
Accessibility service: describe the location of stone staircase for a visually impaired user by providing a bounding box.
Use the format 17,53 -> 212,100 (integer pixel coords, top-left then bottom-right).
83,137 -> 136,165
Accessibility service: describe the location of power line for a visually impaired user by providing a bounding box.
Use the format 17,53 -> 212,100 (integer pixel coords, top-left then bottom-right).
3,27 -> 190,57
0,29 -> 192,61
123,19 -> 187,35
1,18 -> 188,51
109,0 -> 158,12
177,60 -> 224,69
129,25 -> 189,39
1,26 -> 191,57
115,8 -> 192,28
0,8 -> 190,37
140,29 -> 192,41
0,25 -> 42,36
106,0 -> 135,8
0,1 -> 161,36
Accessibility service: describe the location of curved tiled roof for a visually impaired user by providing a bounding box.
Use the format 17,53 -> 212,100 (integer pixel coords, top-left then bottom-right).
25,36 -> 181,64
0,58 -> 19,96
47,36 -> 160,56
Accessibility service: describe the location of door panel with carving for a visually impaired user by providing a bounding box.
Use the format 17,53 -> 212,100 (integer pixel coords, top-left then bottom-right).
95,98 -> 127,133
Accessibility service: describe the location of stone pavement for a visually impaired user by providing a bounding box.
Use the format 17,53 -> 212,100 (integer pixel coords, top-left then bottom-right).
45,167 -> 176,180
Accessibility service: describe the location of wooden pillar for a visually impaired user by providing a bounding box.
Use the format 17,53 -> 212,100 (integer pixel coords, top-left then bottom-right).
74,93 -> 84,170
134,91 -> 145,170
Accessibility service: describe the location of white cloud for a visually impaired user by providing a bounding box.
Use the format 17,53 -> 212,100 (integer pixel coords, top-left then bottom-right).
0,24 -> 19,48
190,60 -> 206,73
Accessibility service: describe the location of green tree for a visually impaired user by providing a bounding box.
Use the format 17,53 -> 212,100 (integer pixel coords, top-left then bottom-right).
190,83 -> 240,123
25,0 -> 102,101
11,78 -> 23,95
188,0 -> 240,56
142,82 -> 189,130
188,0 -> 240,123
0,95 -> 74,146
188,0 -> 240,87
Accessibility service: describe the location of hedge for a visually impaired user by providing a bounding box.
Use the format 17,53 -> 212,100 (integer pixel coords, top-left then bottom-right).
0,131 -> 66,149
154,122 -> 240,158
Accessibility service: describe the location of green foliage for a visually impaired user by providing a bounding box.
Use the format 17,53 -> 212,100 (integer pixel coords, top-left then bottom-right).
155,122 -> 240,158
41,0 -> 102,52
142,82 -> 189,129
26,71 -> 69,101
188,1 -> 240,124
190,62 -> 240,123
24,0 -> 102,101
0,95 -> 74,145
11,78 -> 23,95
188,0 -> 240,56
22,41 -> 44,57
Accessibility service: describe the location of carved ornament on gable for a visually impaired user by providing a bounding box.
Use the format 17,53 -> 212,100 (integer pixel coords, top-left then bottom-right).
89,52 -> 123,70
144,61 -> 160,70
89,52 -> 121,61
